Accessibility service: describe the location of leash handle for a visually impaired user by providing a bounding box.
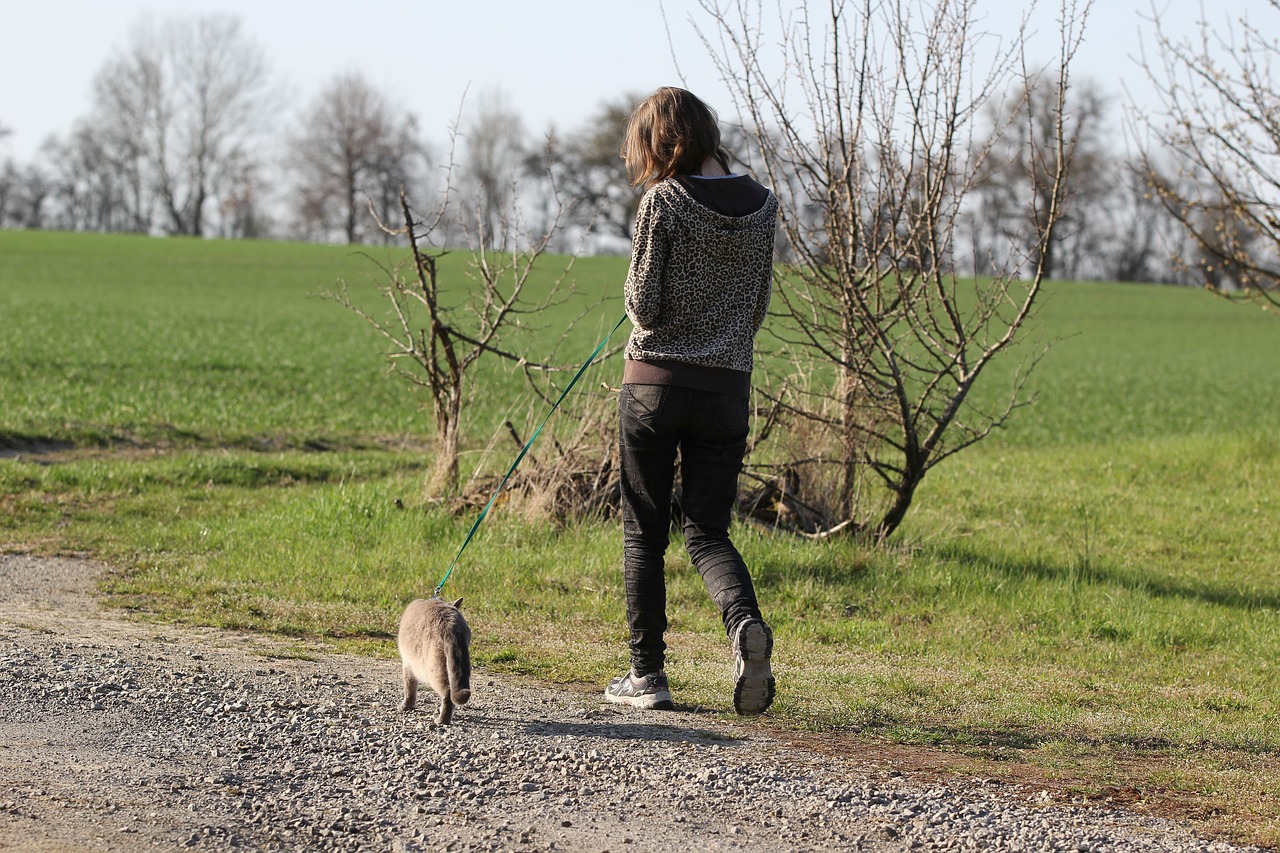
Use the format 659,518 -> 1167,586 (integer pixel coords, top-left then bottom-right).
433,313 -> 629,596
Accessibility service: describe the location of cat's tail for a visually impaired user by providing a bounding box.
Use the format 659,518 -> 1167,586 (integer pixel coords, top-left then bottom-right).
448,639 -> 471,706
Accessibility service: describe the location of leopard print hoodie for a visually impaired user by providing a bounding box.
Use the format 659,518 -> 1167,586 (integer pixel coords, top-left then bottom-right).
623,177 -> 779,373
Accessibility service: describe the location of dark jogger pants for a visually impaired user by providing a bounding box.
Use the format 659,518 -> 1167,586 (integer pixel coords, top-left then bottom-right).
618,383 -> 764,676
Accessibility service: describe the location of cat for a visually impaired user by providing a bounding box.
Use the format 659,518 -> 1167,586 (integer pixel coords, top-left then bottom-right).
396,596 -> 472,725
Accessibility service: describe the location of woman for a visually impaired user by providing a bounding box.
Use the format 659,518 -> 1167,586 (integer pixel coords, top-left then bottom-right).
604,87 -> 778,715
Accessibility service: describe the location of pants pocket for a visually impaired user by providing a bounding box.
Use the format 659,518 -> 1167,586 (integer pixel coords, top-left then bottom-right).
623,384 -> 669,422
710,394 -> 750,441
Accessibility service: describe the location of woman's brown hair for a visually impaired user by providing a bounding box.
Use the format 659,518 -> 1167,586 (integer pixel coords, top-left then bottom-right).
621,87 -> 730,189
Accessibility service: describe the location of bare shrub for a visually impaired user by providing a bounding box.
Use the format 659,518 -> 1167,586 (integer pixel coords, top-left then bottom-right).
461,382 -> 621,526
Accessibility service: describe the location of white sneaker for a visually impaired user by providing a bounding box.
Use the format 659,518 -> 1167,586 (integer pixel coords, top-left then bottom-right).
604,670 -> 675,711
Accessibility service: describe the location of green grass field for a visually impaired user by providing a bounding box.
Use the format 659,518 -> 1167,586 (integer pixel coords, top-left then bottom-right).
2,230 -> 1279,844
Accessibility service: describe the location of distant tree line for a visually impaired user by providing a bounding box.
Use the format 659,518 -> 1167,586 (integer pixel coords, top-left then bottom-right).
0,9 -> 1275,293
0,13 -> 638,256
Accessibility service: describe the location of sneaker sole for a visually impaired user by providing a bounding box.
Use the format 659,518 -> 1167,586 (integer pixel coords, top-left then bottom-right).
734,621 -> 775,715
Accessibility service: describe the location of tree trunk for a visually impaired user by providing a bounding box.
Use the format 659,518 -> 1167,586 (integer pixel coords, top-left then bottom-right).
837,364 -> 860,519
428,391 -> 462,497
874,472 -> 918,543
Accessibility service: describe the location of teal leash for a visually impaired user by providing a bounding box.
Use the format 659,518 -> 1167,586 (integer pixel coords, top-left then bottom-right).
433,313 -> 629,597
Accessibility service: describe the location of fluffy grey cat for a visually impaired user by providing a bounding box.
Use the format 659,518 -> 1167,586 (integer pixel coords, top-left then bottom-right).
396,596 -> 472,724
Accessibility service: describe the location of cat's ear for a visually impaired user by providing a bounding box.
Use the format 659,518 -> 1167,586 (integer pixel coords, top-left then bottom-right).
452,597 -> 464,609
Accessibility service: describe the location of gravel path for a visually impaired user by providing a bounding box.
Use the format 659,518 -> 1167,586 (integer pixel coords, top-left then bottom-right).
0,553 -> 1266,852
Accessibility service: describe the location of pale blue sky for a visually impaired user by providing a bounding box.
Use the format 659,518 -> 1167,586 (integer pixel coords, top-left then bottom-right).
0,1 -> 1265,162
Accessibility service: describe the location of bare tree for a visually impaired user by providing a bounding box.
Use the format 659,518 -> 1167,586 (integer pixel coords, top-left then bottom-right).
546,94 -> 644,251
288,72 -> 424,244
693,0 -> 1090,541
2,161 -> 52,229
69,114 -> 154,233
40,130 -> 108,232
971,75 -> 1111,280
90,14 -> 276,237
0,124 -> 11,227
363,116 -> 430,244
459,90 -> 527,250
325,122 -> 579,495
0,160 -> 17,228
216,154 -> 273,239
37,125 -> 141,233
1139,0 -> 1280,309
1095,156 -> 1185,283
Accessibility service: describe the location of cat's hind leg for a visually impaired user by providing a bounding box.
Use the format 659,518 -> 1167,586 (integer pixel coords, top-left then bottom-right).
400,663 -> 418,712
436,692 -> 454,725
